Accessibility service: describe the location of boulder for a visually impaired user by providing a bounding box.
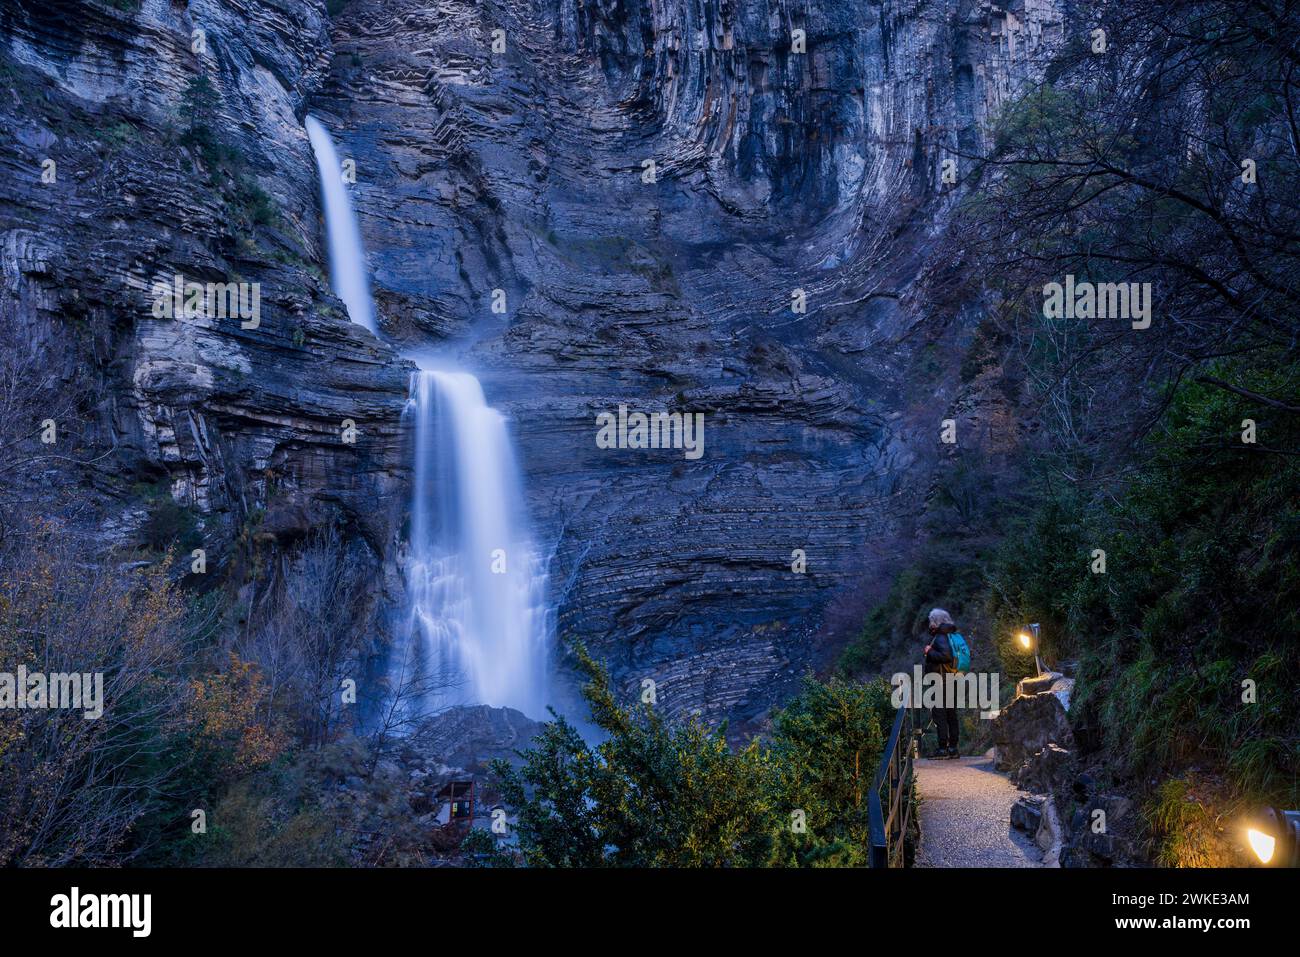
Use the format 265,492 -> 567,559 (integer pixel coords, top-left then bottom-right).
1048,677 -> 1075,713
1103,794 -> 1133,824
1073,771 -> 1097,801
1035,796 -> 1064,864
1068,830 -> 1131,866
1010,796 -> 1044,833
1015,672 -> 1075,712
1062,794 -> 1138,866
1012,793 -> 1062,865
992,688 -> 1076,771
1016,671 -> 1063,696
1085,794 -> 1134,829
1012,742 -> 1076,793
407,705 -> 544,772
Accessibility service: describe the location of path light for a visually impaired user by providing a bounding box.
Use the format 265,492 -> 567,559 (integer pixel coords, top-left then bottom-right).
1247,828 -> 1275,864
1017,623 -> 1043,677
1245,808 -> 1300,867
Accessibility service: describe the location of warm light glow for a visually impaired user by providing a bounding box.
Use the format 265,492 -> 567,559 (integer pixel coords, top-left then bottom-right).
1018,632 -> 1033,649
1247,827 -> 1276,864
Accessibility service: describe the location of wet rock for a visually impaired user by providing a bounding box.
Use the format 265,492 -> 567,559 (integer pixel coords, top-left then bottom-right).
0,0 -> 412,583
406,705 -> 544,773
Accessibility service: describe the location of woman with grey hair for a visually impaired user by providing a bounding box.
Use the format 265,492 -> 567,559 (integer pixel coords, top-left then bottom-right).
923,607 -> 960,758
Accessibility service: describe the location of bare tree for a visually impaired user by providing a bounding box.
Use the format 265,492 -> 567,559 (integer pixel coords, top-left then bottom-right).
364,635 -> 464,774
0,520 -> 199,865
947,0 -> 1300,472
0,307 -> 105,539
233,525 -> 462,749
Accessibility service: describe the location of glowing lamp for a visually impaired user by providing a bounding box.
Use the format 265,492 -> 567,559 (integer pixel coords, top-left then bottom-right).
1247,828 -> 1276,865
1018,623 -> 1043,678
1245,808 -> 1299,867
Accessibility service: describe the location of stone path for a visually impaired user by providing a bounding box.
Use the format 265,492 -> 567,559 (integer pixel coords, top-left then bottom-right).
914,755 -> 1043,867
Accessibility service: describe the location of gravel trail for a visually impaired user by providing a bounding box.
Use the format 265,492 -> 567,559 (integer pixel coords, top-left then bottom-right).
914,755 -> 1043,868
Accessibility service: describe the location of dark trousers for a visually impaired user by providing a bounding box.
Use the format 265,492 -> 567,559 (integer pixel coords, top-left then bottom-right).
932,705 -> 960,750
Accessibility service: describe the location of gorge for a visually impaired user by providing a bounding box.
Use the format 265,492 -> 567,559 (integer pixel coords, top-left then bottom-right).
5,0 -> 1293,872
0,0 -> 1065,728
295,0 -> 1066,727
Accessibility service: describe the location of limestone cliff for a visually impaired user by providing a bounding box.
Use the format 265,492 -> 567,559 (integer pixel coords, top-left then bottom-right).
0,0 -> 412,592
309,0 -> 1064,722
0,0 -> 1066,724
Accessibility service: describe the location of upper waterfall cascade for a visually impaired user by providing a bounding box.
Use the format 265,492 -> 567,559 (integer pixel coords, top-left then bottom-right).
305,114 -> 378,334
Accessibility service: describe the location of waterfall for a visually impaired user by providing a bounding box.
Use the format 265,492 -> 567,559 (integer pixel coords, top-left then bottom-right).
400,367 -> 550,717
303,114 -> 549,719
304,114 -> 377,334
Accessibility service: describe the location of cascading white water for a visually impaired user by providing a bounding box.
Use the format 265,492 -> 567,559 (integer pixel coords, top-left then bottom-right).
304,114 -> 377,334
304,114 -> 549,718
401,368 -> 550,717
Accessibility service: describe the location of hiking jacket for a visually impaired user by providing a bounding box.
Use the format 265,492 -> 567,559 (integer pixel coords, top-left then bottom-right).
923,632 -> 956,675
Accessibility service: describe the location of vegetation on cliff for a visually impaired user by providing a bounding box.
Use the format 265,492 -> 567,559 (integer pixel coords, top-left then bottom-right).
841,0 -> 1299,865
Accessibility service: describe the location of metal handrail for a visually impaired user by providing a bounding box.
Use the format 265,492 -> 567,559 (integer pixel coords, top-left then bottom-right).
868,704 -> 917,867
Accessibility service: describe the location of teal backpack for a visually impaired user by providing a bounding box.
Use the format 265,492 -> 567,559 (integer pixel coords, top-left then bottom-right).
948,632 -> 971,673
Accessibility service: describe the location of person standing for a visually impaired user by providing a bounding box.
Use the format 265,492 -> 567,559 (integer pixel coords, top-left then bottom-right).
923,607 -> 960,758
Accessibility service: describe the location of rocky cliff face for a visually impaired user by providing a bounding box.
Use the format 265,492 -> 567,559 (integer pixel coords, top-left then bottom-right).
0,0 -> 412,593
0,0 -> 1064,726
310,0 -> 1064,723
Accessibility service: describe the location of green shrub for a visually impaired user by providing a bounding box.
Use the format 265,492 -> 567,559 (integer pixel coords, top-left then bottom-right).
176,75 -> 281,233
983,362 -> 1300,845
183,756 -> 348,867
137,483 -> 204,553
1145,776 -> 1240,868
765,676 -> 893,866
491,645 -> 895,867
